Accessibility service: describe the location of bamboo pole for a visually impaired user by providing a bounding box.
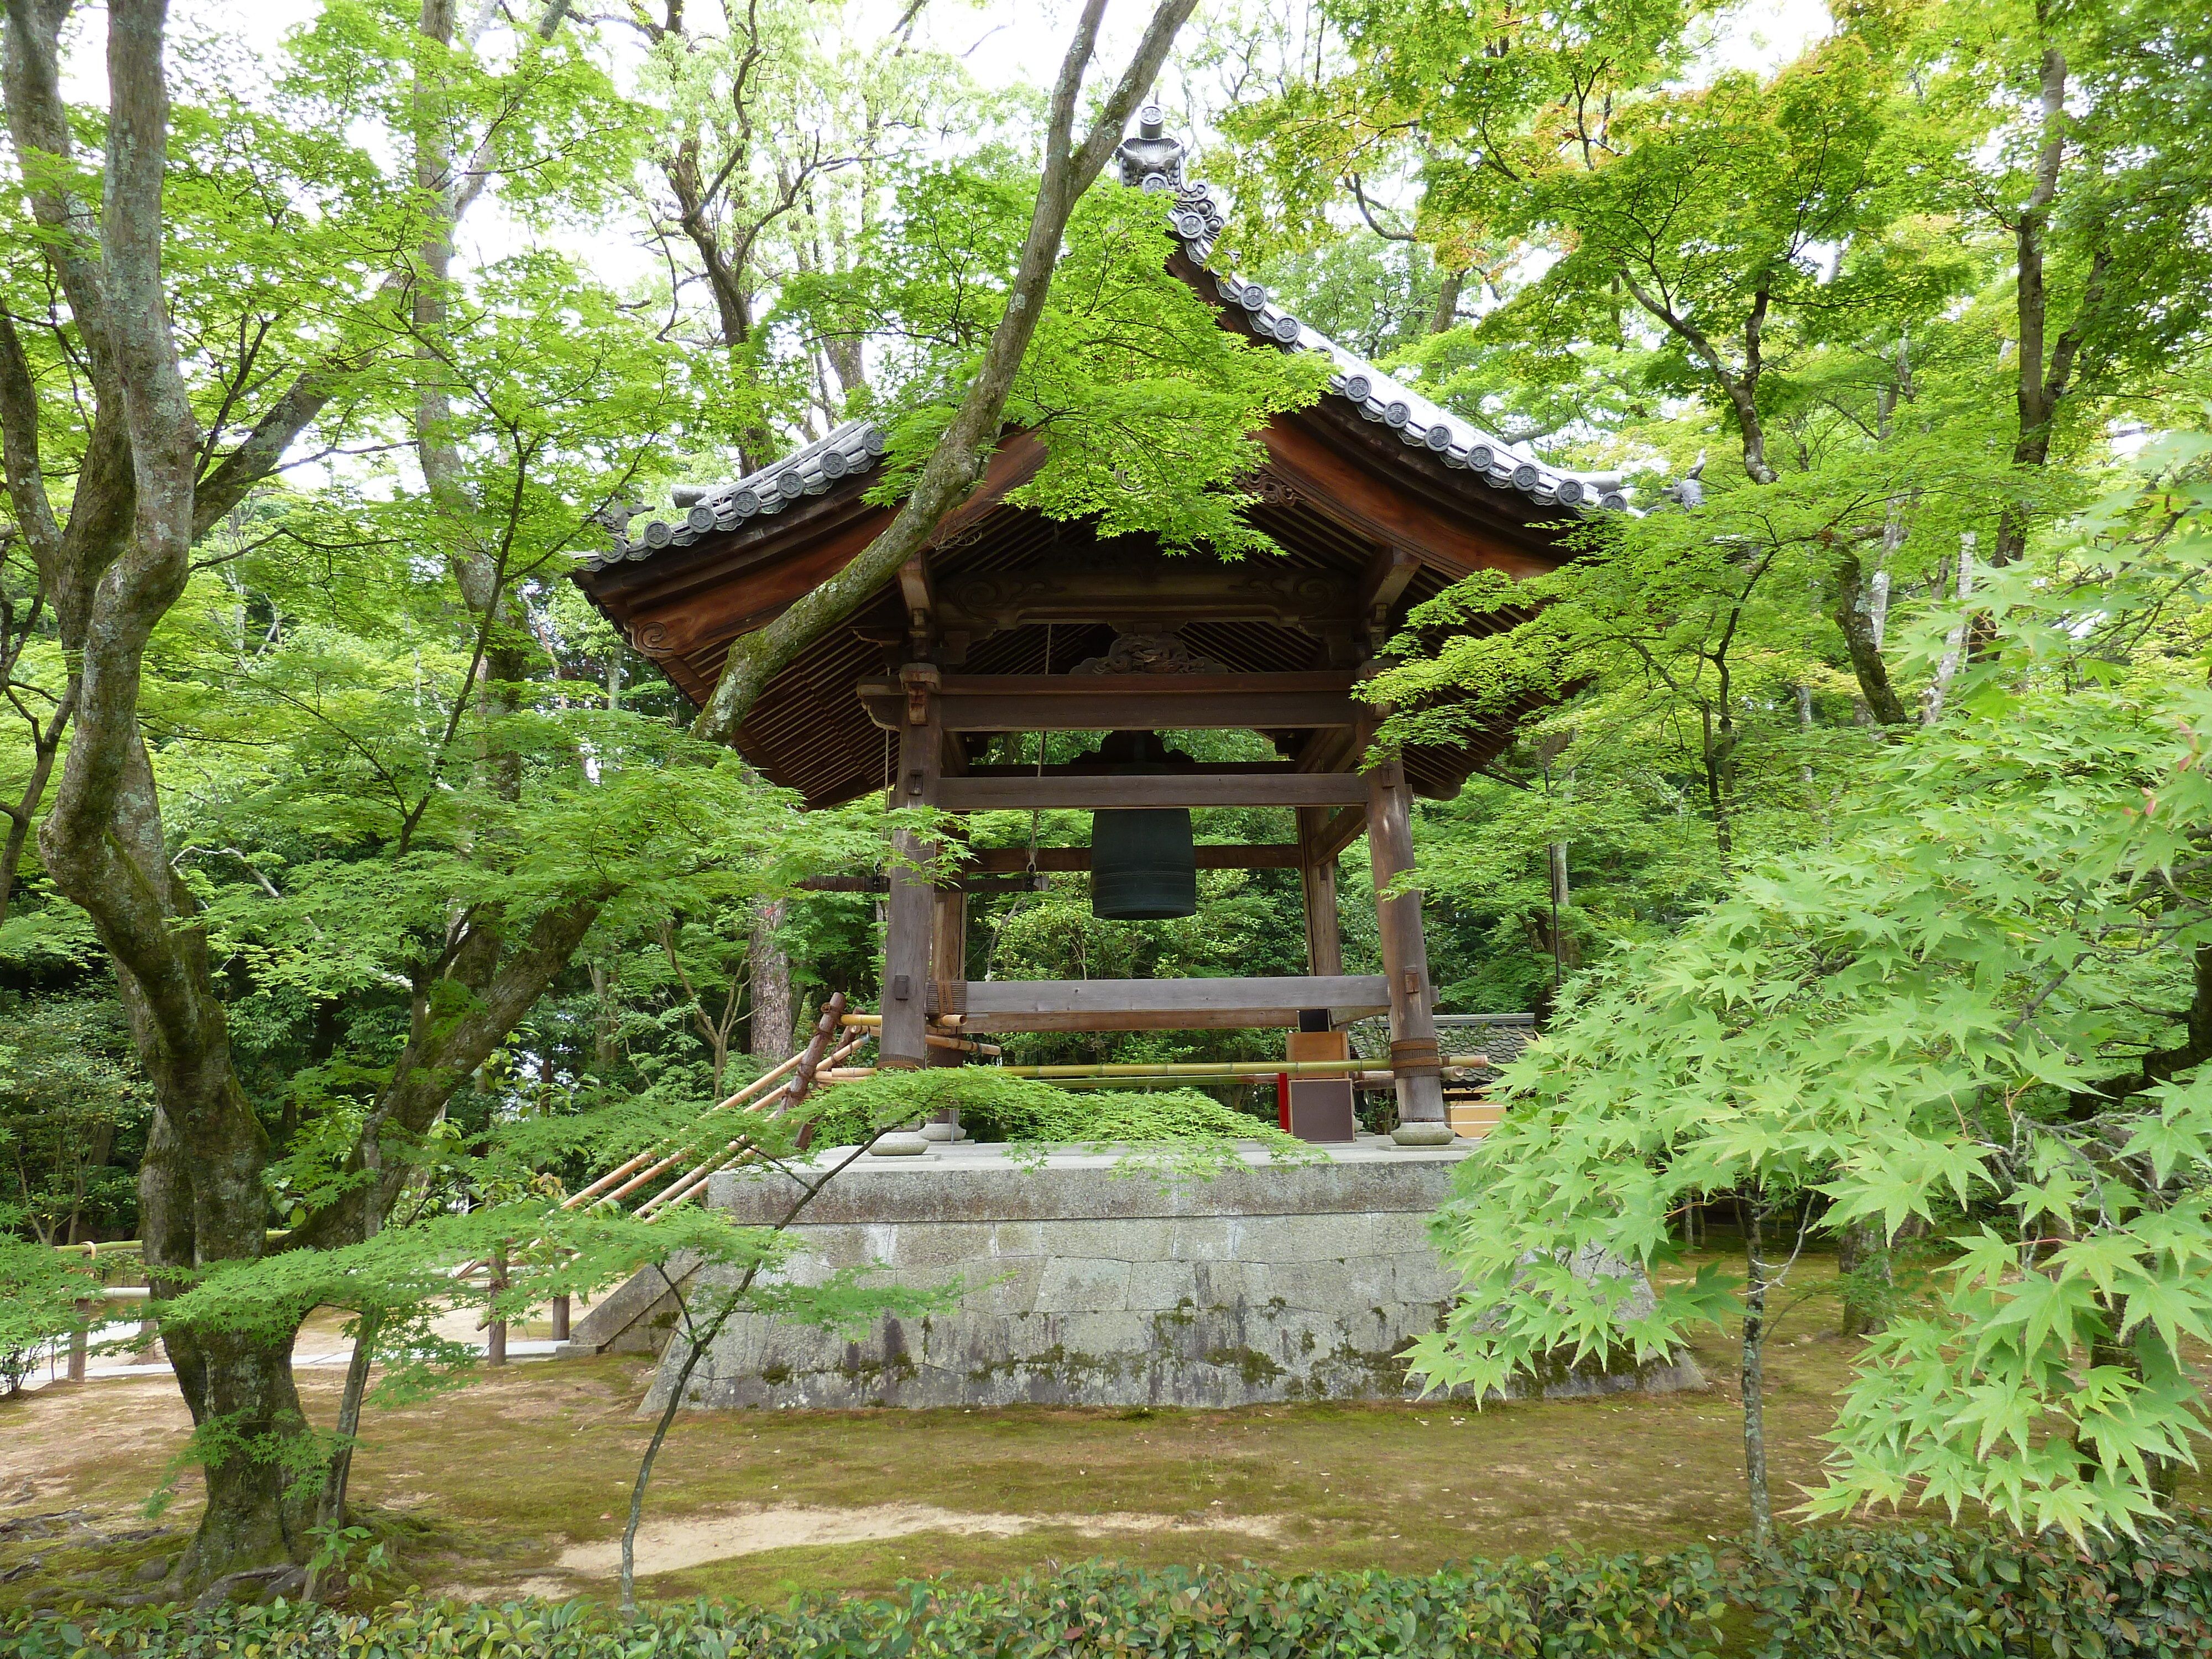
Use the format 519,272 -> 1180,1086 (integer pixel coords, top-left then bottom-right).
595,1052 -> 831,1208
638,1032 -> 872,1215
860,1056 -> 1484,1081
561,1047 -> 815,1212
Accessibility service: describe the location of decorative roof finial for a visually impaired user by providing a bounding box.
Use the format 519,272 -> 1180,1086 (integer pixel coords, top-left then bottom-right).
1663,451 -> 1708,511
1115,103 -> 1184,191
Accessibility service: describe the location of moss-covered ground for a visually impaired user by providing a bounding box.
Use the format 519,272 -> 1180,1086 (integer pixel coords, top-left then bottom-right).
1,1249 -> 2204,1611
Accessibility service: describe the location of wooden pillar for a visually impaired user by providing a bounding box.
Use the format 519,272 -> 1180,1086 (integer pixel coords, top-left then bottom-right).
928,878 -> 967,1073
881,664 -> 941,1071
1366,753 -> 1445,1124
551,1294 -> 571,1342
1296,806 -> 1344,979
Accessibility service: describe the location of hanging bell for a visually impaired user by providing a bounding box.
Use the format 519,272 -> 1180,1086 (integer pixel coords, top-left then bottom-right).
1085,731 -> 1197,921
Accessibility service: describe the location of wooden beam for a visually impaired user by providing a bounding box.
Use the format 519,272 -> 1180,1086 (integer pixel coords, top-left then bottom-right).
931,974 -> 1393,1035
899,555 -> 935,657
858,672 -> 1360,734
880,667 -> 940,1069
964,844 -> 1300,874
936,773 -> 1367,812
962,760 -> 1297,778
1311,801 -> 1368,861
1368,755 -> 1446,1124
1298,805 -> 1344,978
898,555 -> 934,623
1360,546 -> 1421,627
935,552 -> 1356,637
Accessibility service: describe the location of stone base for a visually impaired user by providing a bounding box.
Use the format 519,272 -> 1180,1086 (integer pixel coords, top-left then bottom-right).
1391,1120 -> 1456,1147
641,1141 -> 1703,1413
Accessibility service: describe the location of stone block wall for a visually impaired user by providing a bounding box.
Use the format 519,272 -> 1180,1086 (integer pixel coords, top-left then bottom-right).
644,1141 -> 1702,1413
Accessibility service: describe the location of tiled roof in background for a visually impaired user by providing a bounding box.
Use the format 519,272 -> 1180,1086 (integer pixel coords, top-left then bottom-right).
581,111 -> 1626,572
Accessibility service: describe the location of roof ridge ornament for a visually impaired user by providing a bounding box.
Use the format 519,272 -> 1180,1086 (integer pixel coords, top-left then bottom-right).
1115,103 -> 1185,191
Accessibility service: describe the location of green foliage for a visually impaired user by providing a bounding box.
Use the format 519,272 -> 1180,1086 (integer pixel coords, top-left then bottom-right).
18,1521 -> 2212,1655
797,1068 -> 1301,1157
0,1236 -> 93,1396
858,176 -> 1329,559
1412,455 -> 2212,1539
1741,1521 -> 2212,1658
0,1552 -> 1730,1656
0,993 -> 145,1244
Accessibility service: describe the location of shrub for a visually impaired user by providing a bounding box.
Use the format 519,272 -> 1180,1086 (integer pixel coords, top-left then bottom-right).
796,1068 -> 1295,1154
1738,1521 -> 2212,1657
0,1237 -> 93,1397
0,1554 -> 1728,1658
7,1521 -> 2208,1656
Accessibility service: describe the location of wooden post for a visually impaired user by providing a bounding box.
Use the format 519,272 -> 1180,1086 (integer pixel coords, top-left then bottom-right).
928,823 -> 968,1100
881,666 -> 942,1071
551,1295 -> 571,1342
66,1302 -> 91,1383
1366,753 -> 1446,1126
487,1241 -> 509,1366
1297,806 -> 1344,979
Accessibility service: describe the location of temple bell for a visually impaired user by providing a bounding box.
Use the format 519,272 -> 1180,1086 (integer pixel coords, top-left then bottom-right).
1084,731 -> 1198,920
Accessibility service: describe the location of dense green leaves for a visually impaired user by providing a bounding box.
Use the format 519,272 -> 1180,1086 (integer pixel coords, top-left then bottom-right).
15,1521 -> 2212,1655
1414,458 -> 2212,1537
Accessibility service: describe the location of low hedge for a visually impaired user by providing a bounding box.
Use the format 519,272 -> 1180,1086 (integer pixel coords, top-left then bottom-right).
1739,1521 -> 2212,1656
4,1521 -> 2209,1657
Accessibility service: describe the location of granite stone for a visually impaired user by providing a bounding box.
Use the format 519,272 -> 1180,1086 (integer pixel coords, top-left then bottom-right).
649,1140 -> 1703,1412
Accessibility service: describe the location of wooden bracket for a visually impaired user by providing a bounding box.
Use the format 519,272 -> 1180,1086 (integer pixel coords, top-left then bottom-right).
899,556 -> 936,640
1360,547 -> 1421,634
899,661 -> 941,726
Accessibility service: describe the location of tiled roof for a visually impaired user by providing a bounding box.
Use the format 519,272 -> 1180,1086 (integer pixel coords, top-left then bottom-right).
580,419 -> 890,571
1136,116 -> 1629,517
581,113 -> 1625,571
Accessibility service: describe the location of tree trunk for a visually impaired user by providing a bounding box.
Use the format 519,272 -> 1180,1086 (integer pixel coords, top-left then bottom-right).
1,0 -> 583,1593
1835,1218 -> 1888,1338
749,896 -> 794,1063
302,1309 -> 378,1601
1740,1196 -> 1774,1550
1920,535 -> 1976,724
1829,549 -> 1910,725
690,0 -> 1200,747
1427,268 -> 1465,336
486,1240 -> 508,1366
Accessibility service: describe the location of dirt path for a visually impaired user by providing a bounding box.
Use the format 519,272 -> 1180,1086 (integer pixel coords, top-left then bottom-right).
4,1254 -> 2199,1610
533,1502 -> 1291,1588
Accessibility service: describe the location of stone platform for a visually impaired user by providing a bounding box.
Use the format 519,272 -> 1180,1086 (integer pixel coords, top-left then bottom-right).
644,1138 -> 1703,1413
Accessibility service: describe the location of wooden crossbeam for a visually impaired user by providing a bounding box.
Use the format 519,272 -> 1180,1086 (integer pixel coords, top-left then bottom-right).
964,843 -> 1301,873
961,760 -> 1297,777
934,773 -> 1366,811
931,973 -> 1392,1034
858,672 -> 1360,734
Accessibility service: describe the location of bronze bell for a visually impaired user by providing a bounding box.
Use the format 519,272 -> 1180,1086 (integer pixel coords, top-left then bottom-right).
1084,731 -> 1197,920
